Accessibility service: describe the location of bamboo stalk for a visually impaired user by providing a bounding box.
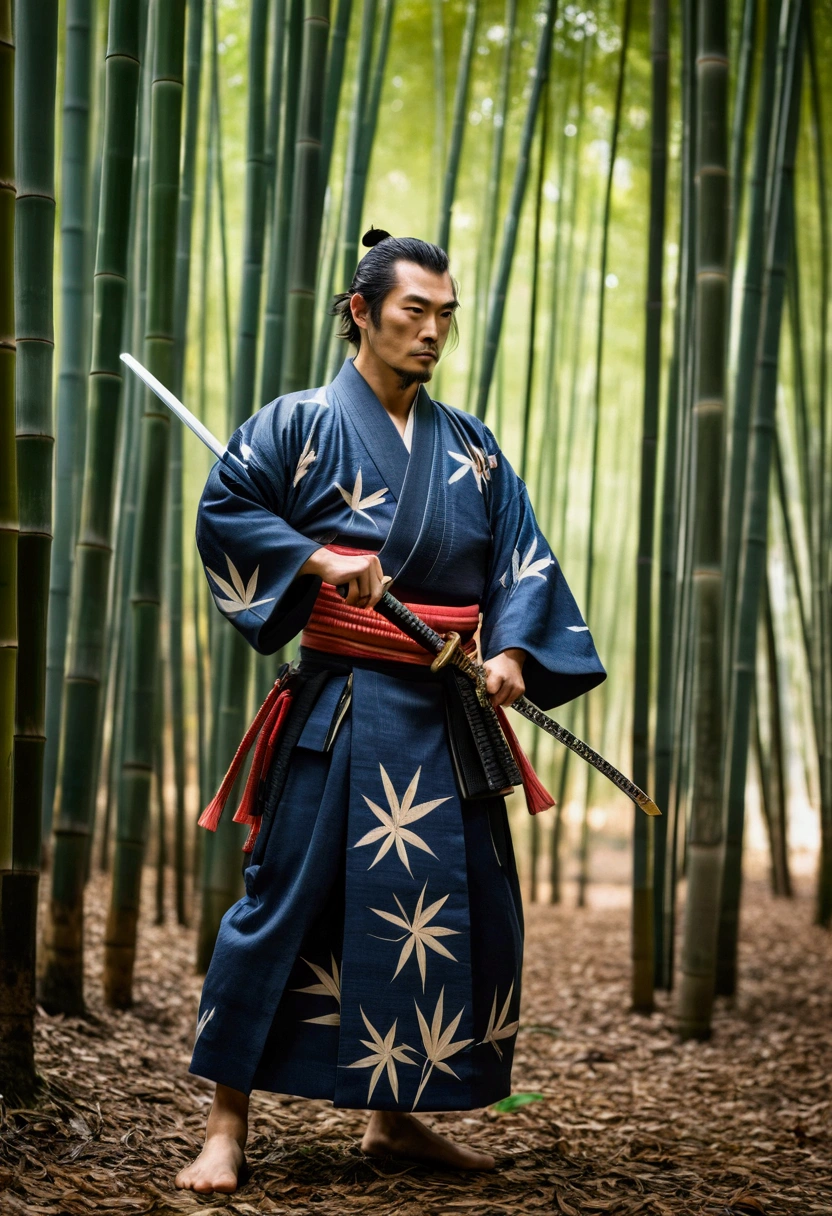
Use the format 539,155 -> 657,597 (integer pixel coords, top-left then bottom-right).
436,0 -> 477,252
0,0 -> 24,1101
43,0 -> 96,845
39,0 -> 143,1016
715,1 -> 803,1000
631,0 -> 668,1015
281,0 -> 331,394
723,0 -> 781,672
676,0 -> 731,1040
474,0 -> 558,422
167,0 -> 205,929
464,0 -> 516,414
319,0 -> 350,192
656,0 -> 698,993
104,0 -> 186,1010
197,0 -> 277,969
260,0 -> 303,401
760,565 -> 791,897
5,0 -> 58,1100
431,0 -> 445,232
804,1 -> 832,928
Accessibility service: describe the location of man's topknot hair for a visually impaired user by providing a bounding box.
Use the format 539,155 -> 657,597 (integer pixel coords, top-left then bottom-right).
331,228 -> 457,348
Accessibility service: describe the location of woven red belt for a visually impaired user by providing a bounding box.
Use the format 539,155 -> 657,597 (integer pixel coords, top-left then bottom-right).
198,548 -> 554,852
300,546 -> 480,664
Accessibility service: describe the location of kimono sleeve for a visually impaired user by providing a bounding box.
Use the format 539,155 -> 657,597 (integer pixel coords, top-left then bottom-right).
479,428 -> 606,711
195,403 -> 323,654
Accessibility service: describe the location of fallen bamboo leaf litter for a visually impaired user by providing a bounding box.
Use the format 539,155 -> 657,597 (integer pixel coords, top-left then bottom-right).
0,873 -> 829,1215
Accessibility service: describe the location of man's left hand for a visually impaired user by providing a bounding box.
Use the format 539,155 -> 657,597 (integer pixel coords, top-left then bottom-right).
483,648 -> 526,708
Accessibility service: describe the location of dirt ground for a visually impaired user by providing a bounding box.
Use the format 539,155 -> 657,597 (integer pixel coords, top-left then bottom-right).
1,869 -> 830,1216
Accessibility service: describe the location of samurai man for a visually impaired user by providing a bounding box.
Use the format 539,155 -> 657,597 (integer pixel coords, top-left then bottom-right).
176,230 -> 605,1192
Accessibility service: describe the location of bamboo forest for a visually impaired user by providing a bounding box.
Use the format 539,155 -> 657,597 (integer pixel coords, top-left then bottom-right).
1,0 -> 831,1211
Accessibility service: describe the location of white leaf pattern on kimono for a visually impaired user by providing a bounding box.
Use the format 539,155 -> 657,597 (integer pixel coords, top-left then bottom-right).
354,765 -> 450,875
412,987 -> 473,1110
370,882 -> 459,991
206,554 -> 276,615
347,1009 -> 417,1103
334,467 -> 389,527
478,981 -> 520,1060
293,430 -> 317,486
505,537 -> 554,594
193,1006 -> 215,1047
292,954 -> 341,1026
447,443 -> 493,494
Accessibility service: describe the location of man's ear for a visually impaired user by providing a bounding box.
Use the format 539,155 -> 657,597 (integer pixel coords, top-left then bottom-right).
350,292 -> 369,332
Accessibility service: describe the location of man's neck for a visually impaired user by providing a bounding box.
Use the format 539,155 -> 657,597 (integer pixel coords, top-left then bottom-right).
353,348 -> 420,429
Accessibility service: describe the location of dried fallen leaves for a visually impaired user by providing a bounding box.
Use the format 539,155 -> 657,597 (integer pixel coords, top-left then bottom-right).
0,873 -> 830,1215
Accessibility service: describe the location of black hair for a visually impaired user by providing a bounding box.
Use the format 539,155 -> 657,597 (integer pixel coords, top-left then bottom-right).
331,228 -> 458,349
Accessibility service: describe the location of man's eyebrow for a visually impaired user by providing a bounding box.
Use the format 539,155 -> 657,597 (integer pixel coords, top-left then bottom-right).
401,293 -> 459,310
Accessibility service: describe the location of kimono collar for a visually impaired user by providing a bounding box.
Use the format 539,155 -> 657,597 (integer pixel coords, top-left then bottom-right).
330,358 -> 421,500
328,357 -> 438,581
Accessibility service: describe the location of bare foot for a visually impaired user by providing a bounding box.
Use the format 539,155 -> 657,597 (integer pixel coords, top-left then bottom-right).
361,1111 -> 495,1171
175,1083 -> 249,1194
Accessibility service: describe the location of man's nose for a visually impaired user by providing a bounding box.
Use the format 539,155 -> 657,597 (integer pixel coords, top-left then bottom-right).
420,317 -> 439,341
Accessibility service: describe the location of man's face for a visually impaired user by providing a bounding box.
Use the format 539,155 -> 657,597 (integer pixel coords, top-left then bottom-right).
351,261 -> 458,388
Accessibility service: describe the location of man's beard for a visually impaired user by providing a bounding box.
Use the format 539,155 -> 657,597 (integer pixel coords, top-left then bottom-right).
394,365 -> 434,390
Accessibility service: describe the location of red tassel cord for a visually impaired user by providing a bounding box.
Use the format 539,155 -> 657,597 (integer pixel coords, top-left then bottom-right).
495,706 -> 556,816
198,678 -> 293,837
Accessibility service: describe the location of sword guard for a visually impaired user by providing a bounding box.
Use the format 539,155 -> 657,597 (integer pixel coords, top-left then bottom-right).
430,632 -> 461,672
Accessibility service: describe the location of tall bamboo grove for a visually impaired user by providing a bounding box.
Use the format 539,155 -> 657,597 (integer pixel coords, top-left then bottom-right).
39,0 -> 143,1016
105,0 -> 186,1009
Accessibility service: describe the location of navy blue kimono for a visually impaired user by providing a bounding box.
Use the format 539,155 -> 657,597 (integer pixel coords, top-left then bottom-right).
190,358 -> 605,1112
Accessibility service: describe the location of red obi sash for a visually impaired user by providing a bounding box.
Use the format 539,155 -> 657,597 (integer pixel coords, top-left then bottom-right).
300,546 -> 480,664
198,548 -> 554,852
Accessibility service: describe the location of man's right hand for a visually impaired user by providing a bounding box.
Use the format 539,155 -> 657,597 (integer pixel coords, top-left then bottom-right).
299,548 -> 386,609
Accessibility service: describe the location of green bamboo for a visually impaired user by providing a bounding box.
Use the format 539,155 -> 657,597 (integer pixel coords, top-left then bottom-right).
655,0 -> 698,992
357,0 -> 395,181
804,2 -> 831,928
43,0 -> 96,845
260,0 -> 303,400
436,0 -> 477,252
631,0 -> 667,1014
231,0 -> 271,422
760,566 -> 791,897
154,655 -> 166,925
474,0 -> 557,421
723,0 -> 780,672
676,0 -> 732,1040
716,3 -> 803,999
464,0 -> 515,414
167,0 -> 205,928
319,0 -> 351,192
104,0 -> 186,1009
265,0 -> 287,205
431,0 -> 445,232
728,0 -> 759,271
209,0 -> 234,400
0,0 -> 23,1101
197,0 -> 276,970
281,0 -> 331,394
99,2 -> 154,876
5,0 -> 58,1099
336,0 -> 378,293
39,0 -> 142,1015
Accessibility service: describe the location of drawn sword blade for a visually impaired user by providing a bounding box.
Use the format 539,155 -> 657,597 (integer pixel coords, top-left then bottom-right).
120,352 -> 245,473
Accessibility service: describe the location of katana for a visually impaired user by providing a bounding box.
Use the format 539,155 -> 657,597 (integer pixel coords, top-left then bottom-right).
121,353 -> 661,819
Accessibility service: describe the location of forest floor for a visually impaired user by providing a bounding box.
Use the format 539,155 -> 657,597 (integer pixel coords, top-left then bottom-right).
1,870 -> 831,1216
